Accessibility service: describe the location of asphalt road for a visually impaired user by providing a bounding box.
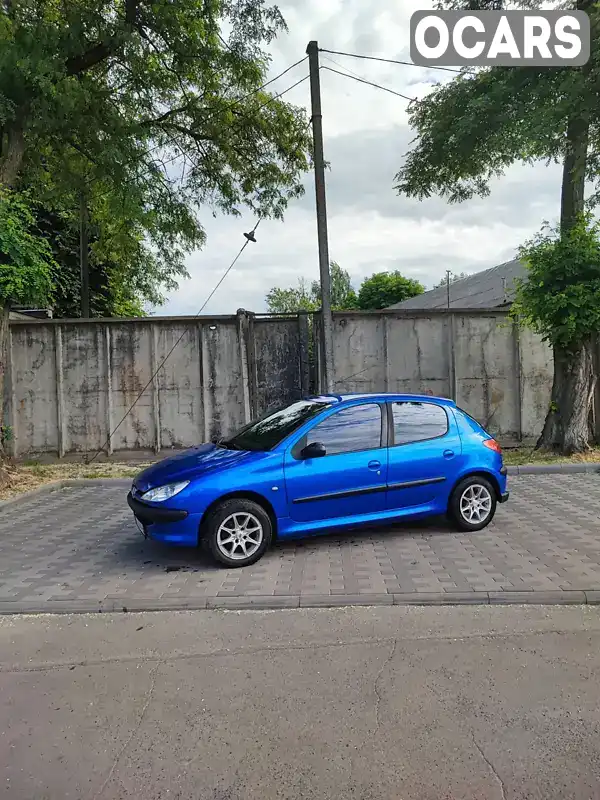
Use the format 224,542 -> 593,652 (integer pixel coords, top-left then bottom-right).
3,605 -> 600,799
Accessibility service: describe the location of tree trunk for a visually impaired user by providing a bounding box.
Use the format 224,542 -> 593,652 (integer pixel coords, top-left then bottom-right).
536,50 -> 594,452
0,122 -> 25,187
537,340 -> 597,454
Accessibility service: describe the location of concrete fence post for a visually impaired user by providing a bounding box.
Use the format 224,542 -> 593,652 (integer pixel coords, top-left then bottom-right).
54,325 -> 66,458
246,312 -> 259,419
198,323 -> 212,443
298,313 -> 310,396
513,322 -> 523,442
448,312 -> 457,401
149,323 -> 161,454
236,309 -> 252,424
105,325 -> 114,456
3,325 -> 16,458
382,315 -> 390,392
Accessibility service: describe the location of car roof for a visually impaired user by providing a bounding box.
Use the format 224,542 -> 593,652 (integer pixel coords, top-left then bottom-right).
306,392 -> 456,407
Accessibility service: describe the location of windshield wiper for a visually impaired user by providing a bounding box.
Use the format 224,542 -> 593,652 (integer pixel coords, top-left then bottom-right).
213,437 -> 240,450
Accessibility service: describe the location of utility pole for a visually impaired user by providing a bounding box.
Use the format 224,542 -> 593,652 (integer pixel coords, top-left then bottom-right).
80,190 -> 90,318
446,269 -> 451,309
307,40 -> 334,394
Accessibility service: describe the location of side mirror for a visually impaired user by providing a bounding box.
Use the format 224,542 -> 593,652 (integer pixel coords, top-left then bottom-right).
301,441 -> 326,459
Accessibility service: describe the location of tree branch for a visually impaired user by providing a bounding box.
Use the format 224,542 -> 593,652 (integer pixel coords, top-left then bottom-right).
139,106 -> 190,127
65,0 -> 141,75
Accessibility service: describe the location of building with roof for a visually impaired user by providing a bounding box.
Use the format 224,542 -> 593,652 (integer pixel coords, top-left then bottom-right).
388,259 -> 527,311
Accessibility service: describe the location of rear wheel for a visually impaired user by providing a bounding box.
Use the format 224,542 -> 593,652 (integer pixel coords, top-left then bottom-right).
449,476 -> 497,532
204,499 -> 273,567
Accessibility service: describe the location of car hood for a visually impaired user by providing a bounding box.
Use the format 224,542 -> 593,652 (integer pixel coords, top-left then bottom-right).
133,443 -> 254,492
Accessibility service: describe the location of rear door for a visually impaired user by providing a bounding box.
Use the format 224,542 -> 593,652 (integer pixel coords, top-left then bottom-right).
386,401 -> 461,510
284,402 -> 388,523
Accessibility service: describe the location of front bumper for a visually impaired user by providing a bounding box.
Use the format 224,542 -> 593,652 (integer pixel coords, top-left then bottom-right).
127,491 -> 188,524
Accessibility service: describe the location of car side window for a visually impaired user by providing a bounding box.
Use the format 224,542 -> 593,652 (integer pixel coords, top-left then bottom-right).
391,402 -> 448,445
308,403 -> 382,456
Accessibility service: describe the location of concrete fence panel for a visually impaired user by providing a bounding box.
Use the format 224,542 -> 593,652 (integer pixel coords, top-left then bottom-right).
4,307 -> 576,457
329,309 -> 554,442
6,312 -> 304,459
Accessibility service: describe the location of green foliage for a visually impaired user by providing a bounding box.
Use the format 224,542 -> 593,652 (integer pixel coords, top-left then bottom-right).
433,271 -> 469,288
266,278 -> 317,313
0,189 -> 55,307
0,0 -> 313,313
311,262 -> 358,310
0,425 -> 13,444
357,271 -> 424,310
266,262 -> 358,312
395,0 -> 600,206
512,217 -> 600,351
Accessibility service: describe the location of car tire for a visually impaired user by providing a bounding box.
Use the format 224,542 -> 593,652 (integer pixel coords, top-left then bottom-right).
449,475 -> 497,532
203,498 -> 273,568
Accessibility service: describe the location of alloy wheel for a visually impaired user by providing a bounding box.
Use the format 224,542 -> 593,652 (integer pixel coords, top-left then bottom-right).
459,484 -> 493,525
216,512 -> 264,561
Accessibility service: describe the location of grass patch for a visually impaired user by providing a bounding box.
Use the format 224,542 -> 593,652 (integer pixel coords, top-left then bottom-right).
503,447 -> 600,466
0,462 -> 153,501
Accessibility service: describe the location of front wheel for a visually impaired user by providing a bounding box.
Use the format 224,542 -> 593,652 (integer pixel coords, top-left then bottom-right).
449,476 -> 497,532
203,499 -> 273,567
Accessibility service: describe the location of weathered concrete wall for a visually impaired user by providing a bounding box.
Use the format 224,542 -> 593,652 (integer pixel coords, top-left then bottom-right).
5,312 -> 307,458
4,307 -> 574,457
330,310 -> 554,442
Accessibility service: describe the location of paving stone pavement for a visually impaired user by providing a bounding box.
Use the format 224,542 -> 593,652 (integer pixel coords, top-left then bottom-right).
0,474 -> 599,611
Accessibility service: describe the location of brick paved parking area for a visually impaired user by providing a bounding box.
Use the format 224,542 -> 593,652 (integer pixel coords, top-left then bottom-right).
1,474 -> 599,612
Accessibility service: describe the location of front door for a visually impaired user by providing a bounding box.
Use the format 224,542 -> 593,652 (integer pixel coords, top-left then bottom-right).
284,402 -> 388,523
386,400 -> 462,510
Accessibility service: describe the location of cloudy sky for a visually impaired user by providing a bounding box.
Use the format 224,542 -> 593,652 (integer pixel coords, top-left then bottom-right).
159,0 -> 562,316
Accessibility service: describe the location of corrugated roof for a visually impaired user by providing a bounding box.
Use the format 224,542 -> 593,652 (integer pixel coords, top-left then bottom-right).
389,259 -> 527,310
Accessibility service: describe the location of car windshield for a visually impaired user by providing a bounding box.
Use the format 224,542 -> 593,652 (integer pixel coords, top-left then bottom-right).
221,399 -> 333,452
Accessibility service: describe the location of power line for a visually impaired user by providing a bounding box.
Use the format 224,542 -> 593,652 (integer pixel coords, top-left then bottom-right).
90,70 -> 311,201
85,56 -> 309,190
321,65 -> 417,103
87,219 -> 262,464
319,48 -> 465,74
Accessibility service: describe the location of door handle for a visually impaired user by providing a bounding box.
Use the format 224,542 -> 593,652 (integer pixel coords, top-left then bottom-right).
368,460 -> 381,470
443,449 -> 455,459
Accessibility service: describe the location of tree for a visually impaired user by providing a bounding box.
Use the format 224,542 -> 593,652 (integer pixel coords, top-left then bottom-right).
310,262 -> 358,310
357,271 -> 424,310
0,189 -> 56,466
266,262 -> 357,312
433,272 -> 469,289
395,0 -> 599,453
512,219 -> 600,453
36,208 -> 146,318
266,278 -> 317,313
0,0 -> 312,447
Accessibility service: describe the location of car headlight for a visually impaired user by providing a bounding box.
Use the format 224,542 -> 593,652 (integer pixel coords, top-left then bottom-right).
141,481 -> 190,503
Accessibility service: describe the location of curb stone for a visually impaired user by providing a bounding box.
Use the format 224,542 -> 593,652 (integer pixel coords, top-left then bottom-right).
507,463 -> 600,475
0,590 -> 596,615
0,466 -> 598,510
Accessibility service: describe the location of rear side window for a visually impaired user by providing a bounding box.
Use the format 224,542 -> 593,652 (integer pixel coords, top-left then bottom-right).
309,403 -> 382,455
391,402 -> 448,445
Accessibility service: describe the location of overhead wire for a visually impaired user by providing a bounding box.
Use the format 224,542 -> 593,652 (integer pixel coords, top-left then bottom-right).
85,55 -> 309,190
321,65 -> 418,103
87,218 -> 263,464
86,64 -> 314,461
319,48 -> 466,74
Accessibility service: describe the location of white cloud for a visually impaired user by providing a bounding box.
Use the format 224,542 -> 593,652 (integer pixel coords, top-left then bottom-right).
158,0 -> 563,316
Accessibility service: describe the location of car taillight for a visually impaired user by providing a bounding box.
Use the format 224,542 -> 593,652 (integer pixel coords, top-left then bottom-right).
483,438 -> 502,454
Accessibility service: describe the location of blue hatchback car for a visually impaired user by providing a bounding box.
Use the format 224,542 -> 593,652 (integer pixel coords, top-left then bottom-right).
127,393 -> 509,567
